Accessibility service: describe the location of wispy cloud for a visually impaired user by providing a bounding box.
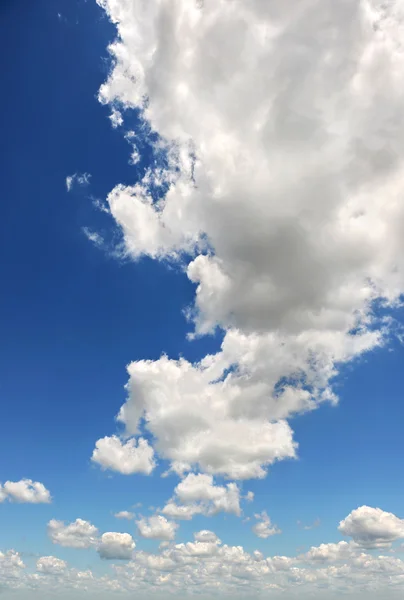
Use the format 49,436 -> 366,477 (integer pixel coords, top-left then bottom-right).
66,172 -> 91,192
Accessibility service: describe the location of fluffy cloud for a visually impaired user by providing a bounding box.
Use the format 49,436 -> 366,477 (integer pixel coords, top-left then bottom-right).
252,511 -> 281,539
0,550 -> 25,580
162,473 -> 251,520
193,530 -> 221,544
93,0 -> 404,482
3,518 -> 404,596
302,541 -> 359,563
114,510 -> 135,520
91,435 -> 155,475
0,479 -> 51,503
48,518 -> 99,549
97,532 -> 135,560
339,506 -> 404,548
136,515 -> 178,541
65,172 -> 91,191
36,556 -> 67,574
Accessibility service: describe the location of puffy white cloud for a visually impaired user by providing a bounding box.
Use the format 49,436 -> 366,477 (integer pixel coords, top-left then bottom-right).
136,515 -> 178,541
47,518 -> 99,549
3,521 -> 404,596
36,556 -> 67,574
114,510 -> 135,520
0,550 -> 25,579
94,0 -> 404,482
193,530 -> 221,544
339,506 -> 404,548
302,541 -> 359,563
0,479 -> 51,504
162,473 -> 249,520
91,435 -> 155,475
252,511 -> 281,539
97,532 -> 135,560
162,501 -> 202,521
65,172 -> 91,191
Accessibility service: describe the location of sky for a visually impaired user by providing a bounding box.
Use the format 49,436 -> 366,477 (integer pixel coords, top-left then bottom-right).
1,0 -> 404,598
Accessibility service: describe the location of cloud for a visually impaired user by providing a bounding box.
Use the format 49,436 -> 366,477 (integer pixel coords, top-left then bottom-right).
193,530 -> 221,544
136,515 -> 178,541
36,556 -> 67,574
114,510 -> 135,520
0,550 -> 25,580
82,227 -> 104,248
65,172 -> 91,191
91,435 -> 155,475
339,506 -> 404,549
252,511 -> 281,539
47,518 -> 99,549
162,473 -> 248,520
4,517 -> 404,596
301,541 -> 359,563
109,108 -> 123,128
0,479 -> 51,504
97,532 -> 135,560
161,502 -> 202,521
93,0 -> 404,483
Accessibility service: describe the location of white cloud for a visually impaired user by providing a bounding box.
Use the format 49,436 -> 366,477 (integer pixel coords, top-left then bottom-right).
136,515 -> 178,541
252,511 -> 281,539
0,479 -> 51,504
302,541 -> 359,563
94,0 -> 404,483
193,530 -> 221,544
4,517 -> 404,596
65,172 -> 91,191
339,506 -> 404,548
161,502 -> 202,521
97,532 -> 135,560
82,227 -> 104,248
109,108 -> 123,128
36,556 -> 67,574
91,435 -> 155,475
162,473 -> 248,520
47,518 -> 99,549
114,510 -> 135,520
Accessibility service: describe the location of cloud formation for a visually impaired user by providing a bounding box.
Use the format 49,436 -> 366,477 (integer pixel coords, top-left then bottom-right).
48,518 -> 99,549
136,515 -> 178,541
162,473 -> 245,520
0,479 -> 51,504
114,511 -> 135,520
252,511 -> 281,539
97,532 -> 135,560
3,505 -> 404,597
91,435 -> 155,475
66,172 -> 91,191
339,505 -> 404,548
91,0 -> 404,485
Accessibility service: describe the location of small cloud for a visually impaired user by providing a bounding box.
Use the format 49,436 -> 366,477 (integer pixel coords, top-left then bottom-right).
252,511 -> 281,539
91,197 -> 110,215
82,227 -> 104,248
0,479 -> 51,504
66,172 -> 91,192
114,511 -> 135,521
125,131 -> 140,165
109,109 -> 123,128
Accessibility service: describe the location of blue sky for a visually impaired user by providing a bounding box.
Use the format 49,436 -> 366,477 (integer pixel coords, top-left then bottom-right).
1,1 -> 404,598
